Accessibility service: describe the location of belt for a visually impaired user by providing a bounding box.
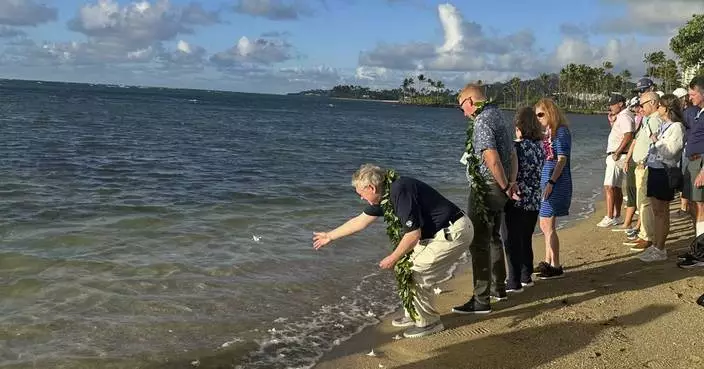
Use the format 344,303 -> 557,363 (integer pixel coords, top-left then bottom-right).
448,212 -> 465,226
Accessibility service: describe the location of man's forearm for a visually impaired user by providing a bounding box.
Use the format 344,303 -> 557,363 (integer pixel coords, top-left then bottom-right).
328,215 -> 367,240
391,230 -> 421,259
484,149 -> 509,189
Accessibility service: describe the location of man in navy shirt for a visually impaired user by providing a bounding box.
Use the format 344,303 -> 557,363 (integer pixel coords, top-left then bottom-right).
313,164 -> 473,338
682,76 -> 704,240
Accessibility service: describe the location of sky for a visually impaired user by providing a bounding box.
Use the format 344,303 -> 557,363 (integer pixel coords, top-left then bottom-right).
0,0 -> 702,94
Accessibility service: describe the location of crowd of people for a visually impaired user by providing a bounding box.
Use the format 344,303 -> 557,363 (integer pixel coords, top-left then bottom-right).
312,76 -> 704,339
596,76 -> 704,266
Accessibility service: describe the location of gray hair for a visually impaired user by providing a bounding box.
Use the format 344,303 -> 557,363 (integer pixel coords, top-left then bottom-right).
351,164 -> 385,193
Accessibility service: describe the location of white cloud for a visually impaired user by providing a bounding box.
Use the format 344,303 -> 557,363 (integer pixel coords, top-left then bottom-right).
67,0 -> 220,49
594,0 -> 704,36
358,3 -> 542,77
210,36 -> 294,69
233,0 -> 311,20
0,0 -> 58,26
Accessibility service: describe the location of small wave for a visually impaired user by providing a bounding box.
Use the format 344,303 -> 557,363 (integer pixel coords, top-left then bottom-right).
236,272 -> 399,369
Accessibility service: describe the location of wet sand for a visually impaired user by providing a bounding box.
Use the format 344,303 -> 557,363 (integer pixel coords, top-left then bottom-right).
314,201 -> 704,369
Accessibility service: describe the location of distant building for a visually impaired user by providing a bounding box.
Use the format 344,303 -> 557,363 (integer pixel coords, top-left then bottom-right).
682,63 -> 702,85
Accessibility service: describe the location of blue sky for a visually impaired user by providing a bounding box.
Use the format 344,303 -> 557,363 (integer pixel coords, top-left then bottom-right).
0,0 -> 702,93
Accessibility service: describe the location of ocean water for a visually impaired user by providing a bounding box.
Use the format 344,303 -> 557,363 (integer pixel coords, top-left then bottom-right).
0,80 -> 609,368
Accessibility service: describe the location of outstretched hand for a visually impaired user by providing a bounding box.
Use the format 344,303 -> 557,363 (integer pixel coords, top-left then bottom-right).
313,232 -> 332,249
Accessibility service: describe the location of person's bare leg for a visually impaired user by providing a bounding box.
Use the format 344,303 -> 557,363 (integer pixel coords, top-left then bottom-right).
605,186 -> 614,218
613,187 -> 623,219
623,206 -> 636,229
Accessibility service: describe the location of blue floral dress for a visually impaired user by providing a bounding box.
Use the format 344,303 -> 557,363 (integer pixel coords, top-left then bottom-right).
539,126 -> 573,217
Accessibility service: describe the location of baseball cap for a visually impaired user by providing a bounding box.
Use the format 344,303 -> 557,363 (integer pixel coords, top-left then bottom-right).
608,94 -> 627,105
633,77 -> 654,92
673,87 -> 688,98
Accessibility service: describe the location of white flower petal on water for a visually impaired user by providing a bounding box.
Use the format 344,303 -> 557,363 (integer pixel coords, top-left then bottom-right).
333,339 -> 341,345
365,310 -> 376,317
273,317 -> 288,323
379,364 -> 385,368
393,334 -> 402,340
252,235 -> 261,242
433,287 -> 442,295
366,349 -> 377,357
334,323 -> 344,329
268,328 -> 277,333
190,360 -> 200,367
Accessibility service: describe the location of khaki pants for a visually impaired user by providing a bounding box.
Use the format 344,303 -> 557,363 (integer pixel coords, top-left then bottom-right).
635,165 -> 654,241
407,215 -> 474,327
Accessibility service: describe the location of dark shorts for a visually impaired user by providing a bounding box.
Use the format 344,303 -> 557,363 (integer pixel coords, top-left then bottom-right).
647,167 -> 675,202
626,160 -> 637,207
683,156 -> 704,202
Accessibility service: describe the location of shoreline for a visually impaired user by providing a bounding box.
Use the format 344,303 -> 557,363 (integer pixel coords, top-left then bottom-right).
313,200 -> 704,369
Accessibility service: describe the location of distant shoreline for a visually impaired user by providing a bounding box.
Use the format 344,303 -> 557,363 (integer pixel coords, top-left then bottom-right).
327,97 -> 607,115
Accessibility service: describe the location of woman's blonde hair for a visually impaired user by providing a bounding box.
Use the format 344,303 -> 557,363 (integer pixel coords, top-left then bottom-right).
351,164 -> 385,193
535,98 -> 568,137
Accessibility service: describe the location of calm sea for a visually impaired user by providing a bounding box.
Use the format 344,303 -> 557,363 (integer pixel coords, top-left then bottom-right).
0,80 -> 608,368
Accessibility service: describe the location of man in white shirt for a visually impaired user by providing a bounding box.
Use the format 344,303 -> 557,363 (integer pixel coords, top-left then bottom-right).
598,94 -> 634,227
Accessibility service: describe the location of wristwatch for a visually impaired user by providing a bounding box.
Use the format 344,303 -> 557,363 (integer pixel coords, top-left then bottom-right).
548,179 -> 556,185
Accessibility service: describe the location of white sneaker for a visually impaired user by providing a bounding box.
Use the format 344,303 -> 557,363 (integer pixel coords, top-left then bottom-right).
596,216 -> 618,227
638,246 -> 667,262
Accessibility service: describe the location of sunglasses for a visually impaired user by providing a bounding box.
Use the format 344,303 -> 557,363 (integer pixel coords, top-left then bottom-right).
637,99 -> 651,107
536,112 -> 546,118
457,96 -> 473,111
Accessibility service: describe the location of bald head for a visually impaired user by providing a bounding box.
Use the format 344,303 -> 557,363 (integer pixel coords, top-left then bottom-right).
640,91 -> 659,115
458,83 -> 487,103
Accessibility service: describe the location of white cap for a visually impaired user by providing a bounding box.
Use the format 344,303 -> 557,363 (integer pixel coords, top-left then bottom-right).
656,91 -> 664,97
627,96 -> 639,108
673,87 -> 688,98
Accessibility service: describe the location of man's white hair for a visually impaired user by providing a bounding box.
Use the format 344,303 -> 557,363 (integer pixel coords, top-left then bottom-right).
351,164 -> 385,193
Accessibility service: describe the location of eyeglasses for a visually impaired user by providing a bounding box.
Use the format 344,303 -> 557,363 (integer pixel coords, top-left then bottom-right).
536,112 -> 546,118
638,99 -> 653,107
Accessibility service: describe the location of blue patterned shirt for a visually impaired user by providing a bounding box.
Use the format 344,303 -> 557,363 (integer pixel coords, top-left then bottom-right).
513,139 -> 545,211
472,104 -> 513,182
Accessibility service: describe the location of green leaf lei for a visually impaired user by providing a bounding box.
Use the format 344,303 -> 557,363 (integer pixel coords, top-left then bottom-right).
380,169 -> 418,321
464,100 -> 494,226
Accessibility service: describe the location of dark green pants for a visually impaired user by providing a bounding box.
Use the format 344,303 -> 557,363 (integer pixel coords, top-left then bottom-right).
467,181 -> 508,304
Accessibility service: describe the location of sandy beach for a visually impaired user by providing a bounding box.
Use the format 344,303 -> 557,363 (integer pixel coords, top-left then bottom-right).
314,201 -> 704,369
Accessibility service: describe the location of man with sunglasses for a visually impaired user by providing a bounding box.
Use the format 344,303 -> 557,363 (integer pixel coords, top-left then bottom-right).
623,92 -> 661,252
453,83 -> 516,314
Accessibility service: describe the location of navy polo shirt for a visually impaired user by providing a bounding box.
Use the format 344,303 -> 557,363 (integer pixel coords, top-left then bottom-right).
685,106 -> 704,156
363,176 -> 462,239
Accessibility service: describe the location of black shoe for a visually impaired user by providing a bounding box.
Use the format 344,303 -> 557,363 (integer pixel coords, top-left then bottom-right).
534,261 -> 550,274
537,265 -> 564,280
677,258 -> 704,269
521,278 -> 534,287
506,281 -> 523,293
678,252 -> 694,261
698,293 -> 704,307
451,297 -> 491,314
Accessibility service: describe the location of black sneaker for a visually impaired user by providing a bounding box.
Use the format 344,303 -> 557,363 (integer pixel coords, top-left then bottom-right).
534,261 -> 550,274
521,278 -> 534,287
537,265 -> 564,280
506,286 -> 523,294
698,294 -> 704,307
678,252 -> 694,261
451,297 -> 491,314
677,258 -> 704,269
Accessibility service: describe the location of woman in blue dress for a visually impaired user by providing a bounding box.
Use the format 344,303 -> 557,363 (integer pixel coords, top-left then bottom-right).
534,98 -> 572,279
